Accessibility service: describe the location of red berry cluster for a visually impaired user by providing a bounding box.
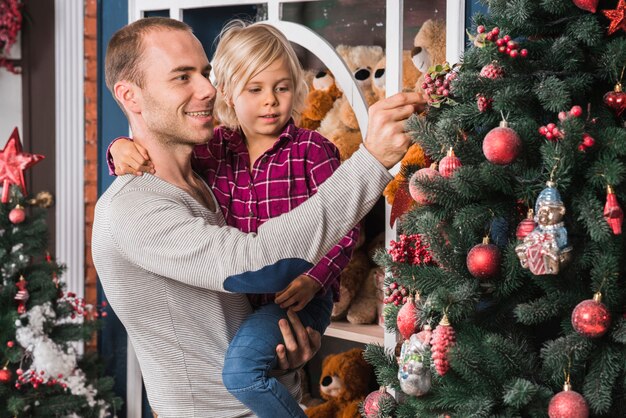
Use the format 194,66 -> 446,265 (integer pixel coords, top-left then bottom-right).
388,234 -> 434,265
578,133 -> 596,152
477,25 -> 528,58
383,282 -> 409,306
476,94 -> 493,112
538,122 -> 563,141
538,105 -> 596,151
422,72 -> 453,99
0,0 -> 23,73
479,63 -> 504,79
15,368 -> 68,390
421,63 -> 458,107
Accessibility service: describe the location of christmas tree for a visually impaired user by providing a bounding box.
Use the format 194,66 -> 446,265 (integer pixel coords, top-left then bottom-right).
364,1 -> 626,417
0,128 -> 121,417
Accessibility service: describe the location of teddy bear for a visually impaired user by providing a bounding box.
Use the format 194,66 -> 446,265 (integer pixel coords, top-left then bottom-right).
304,348 -> 375,418
381,20 -> 447,211
331,229 -> 387,325
411,19 -> 447,94
331,225 -> 370,321
371,50 -> 422,100
299,70 -> 343,131
382,144 -> 430,207
317,44 -> 384,161
343,231 -> 387,325
344,265 -> 380,325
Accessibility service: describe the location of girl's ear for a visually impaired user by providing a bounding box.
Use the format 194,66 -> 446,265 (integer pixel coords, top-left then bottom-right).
220,89 -> 234,107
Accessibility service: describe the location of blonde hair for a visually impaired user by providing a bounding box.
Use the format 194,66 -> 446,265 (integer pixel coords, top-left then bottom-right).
212,20 -> 308,130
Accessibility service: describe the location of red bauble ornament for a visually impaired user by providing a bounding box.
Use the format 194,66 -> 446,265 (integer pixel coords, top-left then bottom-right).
571,292 -> 611,338
0,128 -> 45,203
603,0 -> 626,35
362,387 -> 396,418
466,237 -> 501,279
438,148 -> 462,178
516,209 -> 537,240
604,82 -> 626,116
431,314 -> 455,376
409,163 -> 440,205
9,204 -> 25,224
548,383 -> 589,418
0,367 -> 12,383
397,295 -> 420,340
483,120 -> 522,165
604,185 -> 623,235
572,0 -> 598,13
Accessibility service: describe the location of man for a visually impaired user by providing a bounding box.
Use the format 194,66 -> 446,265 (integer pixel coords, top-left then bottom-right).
92,17 -> 420,418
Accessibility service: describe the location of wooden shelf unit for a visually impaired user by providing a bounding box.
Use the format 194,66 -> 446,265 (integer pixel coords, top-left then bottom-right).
325,321 -> 385,345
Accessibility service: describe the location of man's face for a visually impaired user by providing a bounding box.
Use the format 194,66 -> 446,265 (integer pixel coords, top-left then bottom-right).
136,29 -> 216,145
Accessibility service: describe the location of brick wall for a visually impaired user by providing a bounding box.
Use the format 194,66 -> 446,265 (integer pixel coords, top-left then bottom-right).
84,0 -> 98,349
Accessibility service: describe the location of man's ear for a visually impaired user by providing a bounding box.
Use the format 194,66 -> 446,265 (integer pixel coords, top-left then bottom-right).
114,81 -> 141,113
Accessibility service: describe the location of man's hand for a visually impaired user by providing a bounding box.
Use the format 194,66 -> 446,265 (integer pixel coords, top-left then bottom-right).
275,310 -> 321,370
111,138 -> 155,176
364,91 -> 423,169
274,275 -> 322,312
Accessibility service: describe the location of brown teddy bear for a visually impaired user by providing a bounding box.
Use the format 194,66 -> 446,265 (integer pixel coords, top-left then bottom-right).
299,70 -> 343,131
381,19 -> 447,211
304,348 -> 375,418
317,44 -> 384,161
383,144 -> 430,207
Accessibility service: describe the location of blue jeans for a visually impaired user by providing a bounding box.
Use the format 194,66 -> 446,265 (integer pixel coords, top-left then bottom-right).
222,292 -> 333,418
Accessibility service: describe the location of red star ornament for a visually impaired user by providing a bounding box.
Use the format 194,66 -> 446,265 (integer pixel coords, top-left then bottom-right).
603,0 -> 626,35
0,128 -> 44,202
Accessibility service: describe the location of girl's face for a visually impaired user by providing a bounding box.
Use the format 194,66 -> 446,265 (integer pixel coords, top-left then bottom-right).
231,58 -> 294,144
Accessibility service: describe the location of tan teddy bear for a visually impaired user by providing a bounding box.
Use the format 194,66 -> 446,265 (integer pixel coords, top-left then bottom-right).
372,50 -> 422,100
411,19 -> 447,92
317,44 -> 383,161
331,226 -> 370,321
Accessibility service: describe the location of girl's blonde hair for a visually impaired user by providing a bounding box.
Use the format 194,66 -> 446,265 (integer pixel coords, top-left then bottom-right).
212,20 -> 308,130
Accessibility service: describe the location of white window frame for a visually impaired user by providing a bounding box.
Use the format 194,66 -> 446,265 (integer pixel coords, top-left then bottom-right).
124,1 -> 464,415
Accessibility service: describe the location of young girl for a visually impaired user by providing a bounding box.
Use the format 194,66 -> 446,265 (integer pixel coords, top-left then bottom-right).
109,21 -> 359,417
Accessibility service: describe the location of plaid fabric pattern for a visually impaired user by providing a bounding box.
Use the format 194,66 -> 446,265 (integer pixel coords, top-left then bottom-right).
192,122 -> 359,303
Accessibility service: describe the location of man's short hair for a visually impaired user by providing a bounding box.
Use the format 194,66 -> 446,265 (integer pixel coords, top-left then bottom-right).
105,17 -> 192,94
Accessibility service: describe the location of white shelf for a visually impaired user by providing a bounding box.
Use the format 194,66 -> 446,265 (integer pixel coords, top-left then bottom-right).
324,321 -> 385,345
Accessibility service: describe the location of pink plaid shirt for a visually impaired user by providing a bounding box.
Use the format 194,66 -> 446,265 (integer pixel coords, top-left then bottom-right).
191,122 -> 359,303
107,123 -> 358,302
